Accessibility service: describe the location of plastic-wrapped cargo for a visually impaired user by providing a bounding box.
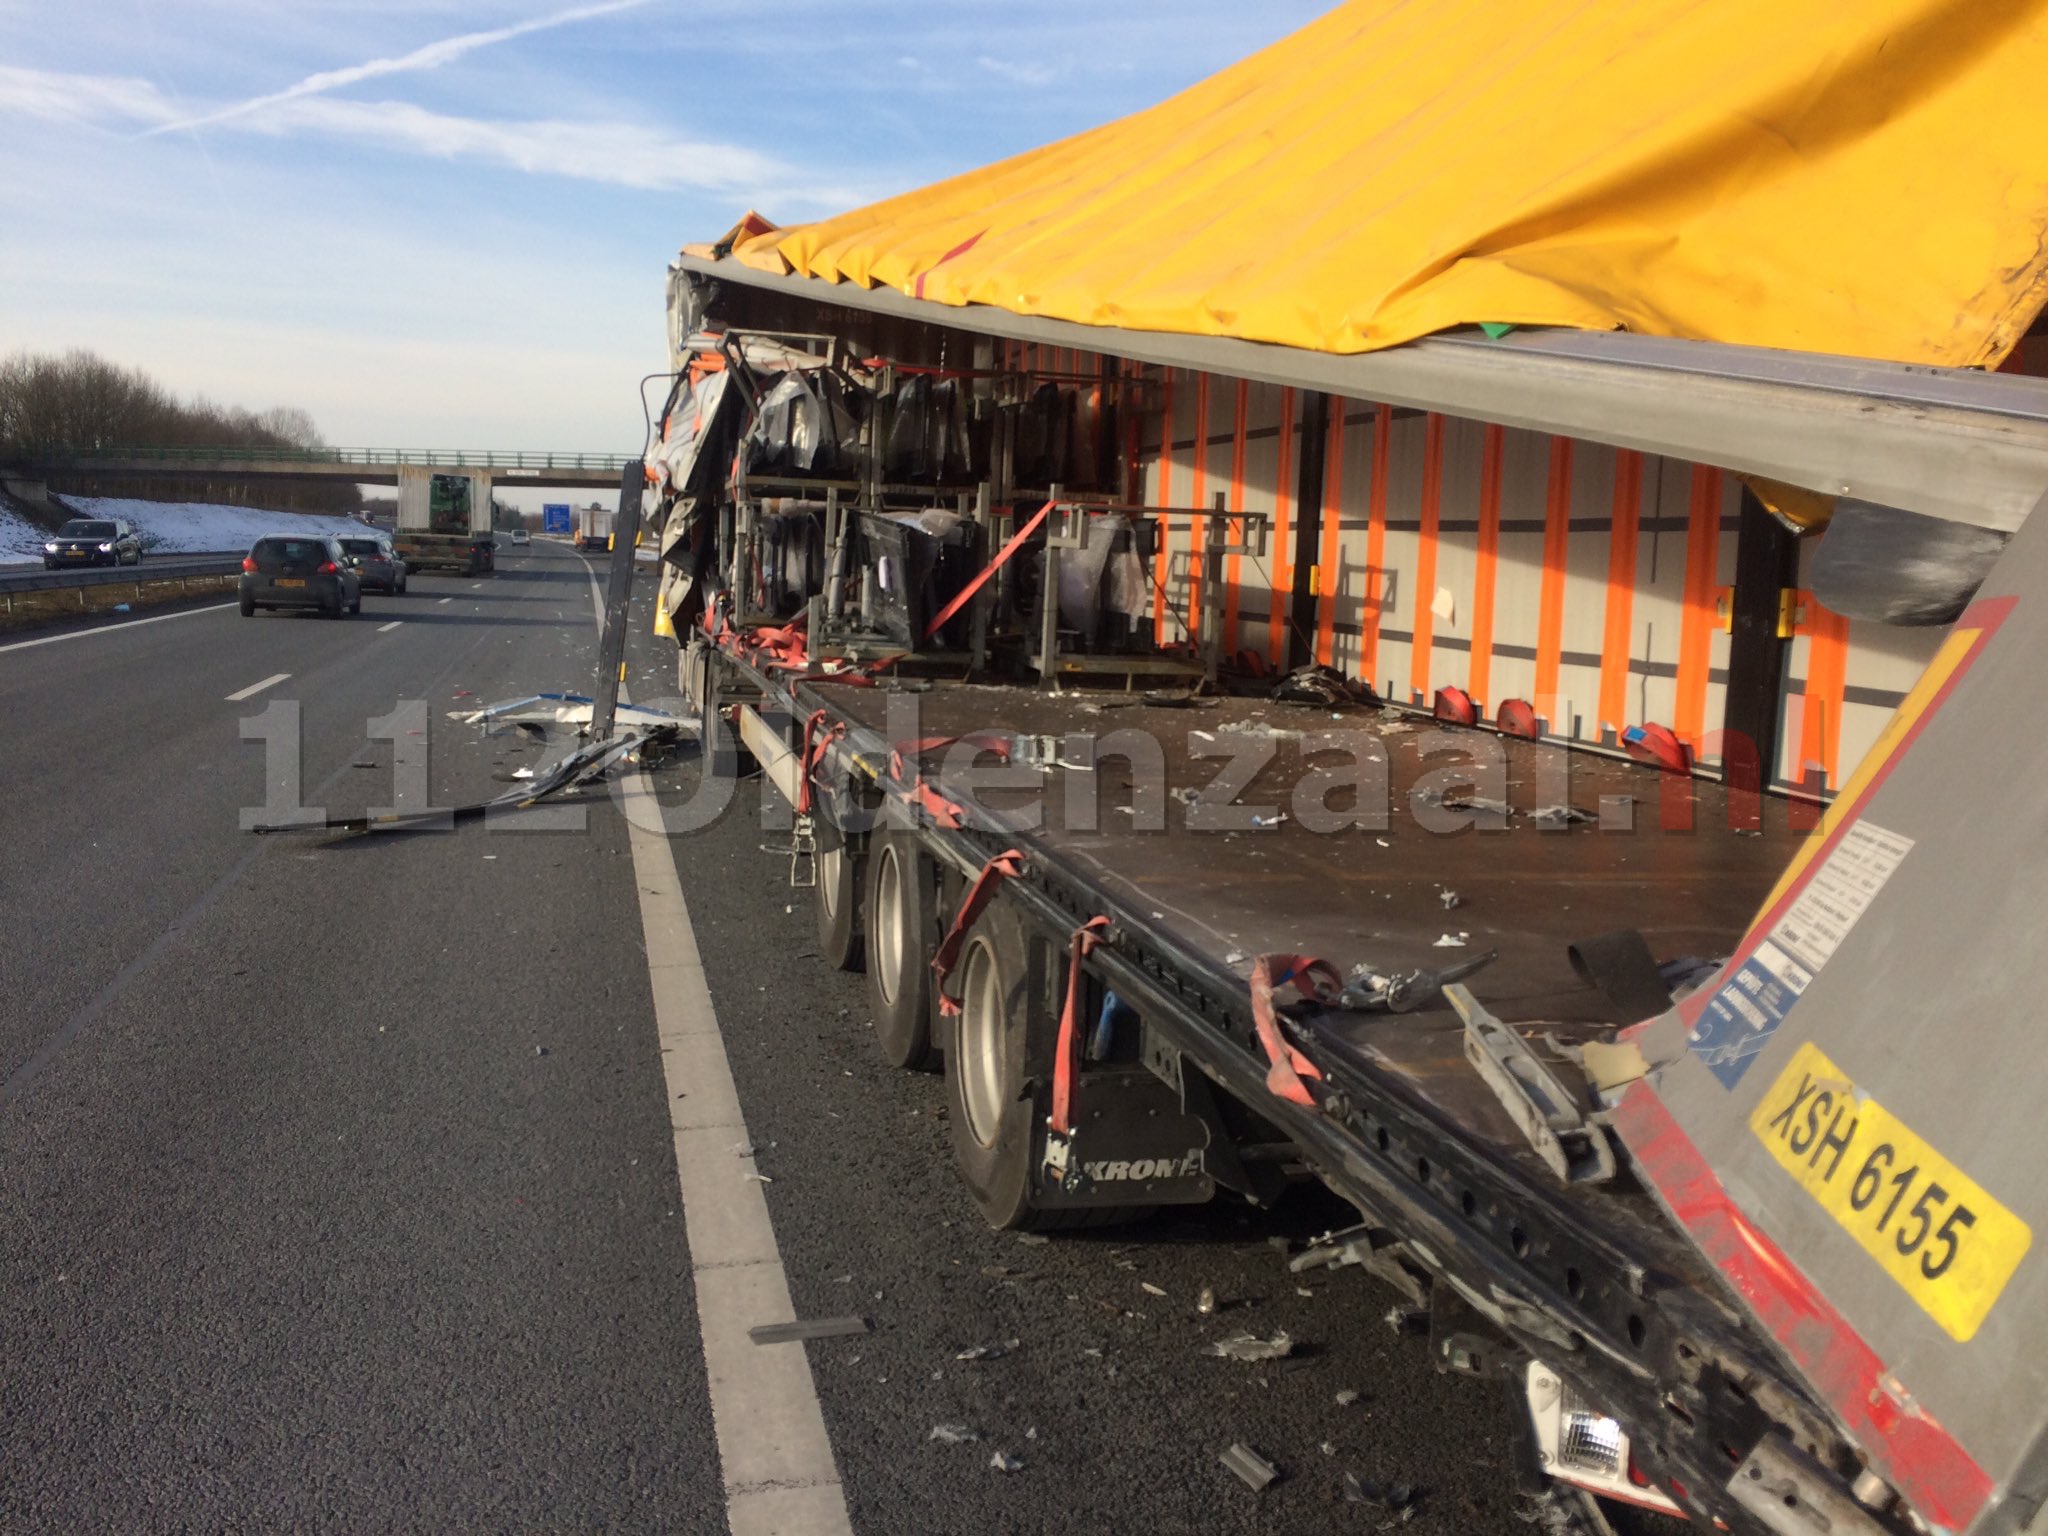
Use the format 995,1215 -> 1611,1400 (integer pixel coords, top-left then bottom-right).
745,369 -> 862,477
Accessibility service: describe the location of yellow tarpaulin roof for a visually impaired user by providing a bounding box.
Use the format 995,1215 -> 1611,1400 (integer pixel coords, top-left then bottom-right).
727,0 -> 2048,368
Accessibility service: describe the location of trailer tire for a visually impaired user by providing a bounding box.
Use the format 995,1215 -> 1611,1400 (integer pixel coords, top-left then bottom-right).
864,831 -> 939,1071
816,820 -> 863,972
943,902 -> 1144,1232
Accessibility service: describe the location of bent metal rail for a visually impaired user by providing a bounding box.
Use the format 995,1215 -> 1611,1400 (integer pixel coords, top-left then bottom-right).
0,553 -> 242,594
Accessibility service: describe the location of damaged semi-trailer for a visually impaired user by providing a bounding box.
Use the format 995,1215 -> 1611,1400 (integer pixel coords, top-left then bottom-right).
633,262 -> 2048,1535
624,5 -> 2048,1531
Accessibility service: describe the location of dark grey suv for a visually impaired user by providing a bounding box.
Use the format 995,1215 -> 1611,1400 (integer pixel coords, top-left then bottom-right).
44,519 -> 141,568
239,536 -> 362,618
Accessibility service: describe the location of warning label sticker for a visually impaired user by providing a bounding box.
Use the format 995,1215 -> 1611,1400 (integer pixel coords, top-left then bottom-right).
1689,820 -> 1913,1089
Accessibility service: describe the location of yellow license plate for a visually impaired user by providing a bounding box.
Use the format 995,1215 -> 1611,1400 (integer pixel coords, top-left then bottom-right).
276,578 -> 305,588
1751,1041 -> 2031,1341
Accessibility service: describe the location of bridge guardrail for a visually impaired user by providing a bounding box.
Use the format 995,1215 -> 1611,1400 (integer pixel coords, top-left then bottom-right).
16,446 -> 637,472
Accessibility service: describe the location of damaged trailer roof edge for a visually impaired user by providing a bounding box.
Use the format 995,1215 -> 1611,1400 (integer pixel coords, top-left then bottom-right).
672,256 -> 2048,535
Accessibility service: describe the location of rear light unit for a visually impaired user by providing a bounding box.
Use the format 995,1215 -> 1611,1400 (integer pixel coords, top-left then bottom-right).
1525,1362 -> 1685,1518
242,556 -> 257,572
317,560 -> 339,574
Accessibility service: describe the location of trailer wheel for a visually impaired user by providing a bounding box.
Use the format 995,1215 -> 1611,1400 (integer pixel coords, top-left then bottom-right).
816,821 -> 863,972
864,831 -> 939,1070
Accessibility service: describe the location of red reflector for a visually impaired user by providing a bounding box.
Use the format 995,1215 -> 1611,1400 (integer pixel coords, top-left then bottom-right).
1627,1453 -> 1653,1487
242,556 -> 257,572
317,560 -> 338,574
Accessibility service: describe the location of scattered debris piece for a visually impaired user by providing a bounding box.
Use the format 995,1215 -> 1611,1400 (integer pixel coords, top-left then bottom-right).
1339,950 -> 1498,1013
1343,1474 -> 1418,1513
1322,1442 -> 1338,1457
989,1451 -> 1025,1474
1140,1282 -> 1167,1298
928,1425 -> 980,1444
1016,1233 -> 1051,1247
1442,793 -> 1512,818
1439,888 -> 1462,910
955,1344 -> 1008,1362
749,1317 -> 870,1345
1208,1330 -> 1294,1363
1197,1286 -> 1218,1316
1434,932 -> 1469,948
1296,1287 -> 1314,1298
1531,803 -> 1594,825
1220,1442 -> 1278,1492
1336,1389 -> 1360,1407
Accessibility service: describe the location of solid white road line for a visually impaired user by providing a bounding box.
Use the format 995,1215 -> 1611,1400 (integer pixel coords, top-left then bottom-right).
622,770 -> 855,1536
0,601 -> 236,655
437,597 -> 452,606
224,671 -> 290,703
376,620 -> 403,633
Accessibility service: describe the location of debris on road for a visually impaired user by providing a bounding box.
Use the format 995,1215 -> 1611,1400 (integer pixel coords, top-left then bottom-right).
1196,1285 -> 1218,1316
1335,1389 -> 1361,1407
989,1451 -> 1025,1474
1531,803 -> 1594,826
1439,887 -> 1462,910
1140,1282 -> 1167,1298
1219,1442 -> 1278,1492
1434,932 -> 1469,947
955,1344 -> 1008,1362
1343,1473 -> 1418,1514
927,1425 -> 980,1444
748,1316 -> 870,1345
1207,1330 -> 1294,1362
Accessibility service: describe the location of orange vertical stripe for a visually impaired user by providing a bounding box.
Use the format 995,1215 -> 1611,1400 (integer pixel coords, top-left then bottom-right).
1673,465 -> 1724,749
1799,602 -> 1851,789
1407,413 -> 1445,703
1153,373 -> 1174,645
1267,386 -> 1295,667
1533,437 -> 1574,717
1223,378 -> 1249,658
1468,423 -> 1505,709
1314,400 -> 1346,666
1598,451 -> 1643,738
1360,402 -> 1391,685
1187,375 -> 1210,635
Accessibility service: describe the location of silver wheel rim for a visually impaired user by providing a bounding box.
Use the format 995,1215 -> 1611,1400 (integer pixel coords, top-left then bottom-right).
820,843 -> 842,921
958,936 -> 1006,1150
874,845 -> 905,1007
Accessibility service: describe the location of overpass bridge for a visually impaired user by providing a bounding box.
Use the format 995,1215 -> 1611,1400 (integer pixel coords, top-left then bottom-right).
3,445 -> 636,502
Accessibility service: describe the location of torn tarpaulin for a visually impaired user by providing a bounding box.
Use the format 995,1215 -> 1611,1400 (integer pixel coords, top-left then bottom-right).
247,723 -> 690,836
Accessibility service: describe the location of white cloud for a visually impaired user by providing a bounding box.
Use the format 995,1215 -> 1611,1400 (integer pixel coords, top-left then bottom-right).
145,0 -> 652,136
975,54 -> 1057,88
0,64 -> 853,205
0,64 -> 174,127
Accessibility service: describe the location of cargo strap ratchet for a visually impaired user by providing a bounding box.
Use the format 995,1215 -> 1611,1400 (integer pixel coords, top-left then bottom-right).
1045,914 -> 1112,1187
1249,953 -> 1340,1107
796,707 -> 845,817
1051,915 -> 1113,1139
930,848 -> 1026,1016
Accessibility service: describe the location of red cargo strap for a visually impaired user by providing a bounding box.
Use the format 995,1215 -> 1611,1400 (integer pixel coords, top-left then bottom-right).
1248,954 -> 1339,1107
1051,916 -> 1112,1136
921,499 -> 1057,641
796,708 -> 844,816
931,849 -> 1026,1016
888,733 -> 1011,831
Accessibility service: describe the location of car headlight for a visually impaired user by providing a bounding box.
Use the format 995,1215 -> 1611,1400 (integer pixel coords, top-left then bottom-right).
97,542 -> 114,552
43,541 -> 57,553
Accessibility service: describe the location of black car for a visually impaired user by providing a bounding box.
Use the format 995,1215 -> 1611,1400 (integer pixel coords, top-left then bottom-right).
338,535 -> 408,594
44,519 -> 142,568
239,535 -> 362,618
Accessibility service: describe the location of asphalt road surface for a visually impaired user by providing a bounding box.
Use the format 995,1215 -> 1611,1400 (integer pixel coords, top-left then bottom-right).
2,541 -> 1563,1534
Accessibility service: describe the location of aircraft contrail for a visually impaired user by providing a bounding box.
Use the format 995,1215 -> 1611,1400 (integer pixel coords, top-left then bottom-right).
146,0 -> 652,136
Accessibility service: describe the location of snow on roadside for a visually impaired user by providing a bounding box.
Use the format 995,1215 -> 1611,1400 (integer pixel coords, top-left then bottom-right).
0,495 -> 376,564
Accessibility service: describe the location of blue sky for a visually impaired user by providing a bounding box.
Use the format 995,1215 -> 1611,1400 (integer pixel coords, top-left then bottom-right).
0,1 -> 1328,456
